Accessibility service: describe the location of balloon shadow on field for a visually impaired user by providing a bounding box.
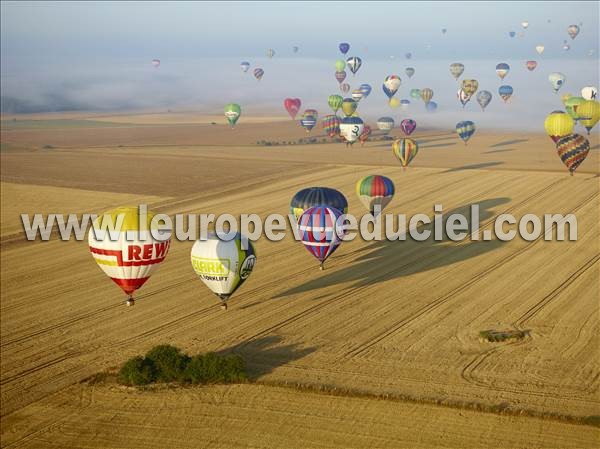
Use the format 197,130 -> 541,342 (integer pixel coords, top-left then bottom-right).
276,197 -> 510,298
483,148 -> 516,154
216,335 -> 316,379
489,139 -> 529,147
442,161 -> 503,173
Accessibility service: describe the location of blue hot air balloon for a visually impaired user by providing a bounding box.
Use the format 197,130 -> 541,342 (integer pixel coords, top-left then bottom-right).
339,42 -> 350,55
456,120 -> 476,144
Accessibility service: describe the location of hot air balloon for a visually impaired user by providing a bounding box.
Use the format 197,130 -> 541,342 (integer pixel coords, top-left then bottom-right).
340,83 -> 350,93
461,79 -> 479,97
410,88 -> 422,100
335,71 -> 347,84
544,111 -> 574,143
298,206 -> 344,270
567,25 -> 580,39
581,86 -> 598,101
240,61 -> 250,72
322,115 -> 341,138
341,98 -> 357,116
426,101 -> 438,112
267,49 -> 275,58
456,121 -> 476,144
521,21 -> 529,29
377,117 -> 394,133
382,75 -> 402,99
356,175 -> 395,216
564,97 -> 585,121
555,134 -> 590,175
190,233 -> 256,310
340,116 -> 364,144
335,59 -> 346,72
88,206 -> 170,306
151,59 -> 161,68
561,93 -> 573,105
420,88 -> 434,104
405,67 -> 415,78
577,100 -> 600,134
400,99 -> 410,110
495,63 -> 510,80
359,125 -> 371,146
389,98 -> 401,108
549,73 -> 566,93
476,91 -> 492,111
253,68 -> 264,81
536,45 -> 545,55
284,98 -> 301,119
328,95 -> 343,114
405,52 -> 412,59
224,103 -> 241,127
339,42 -> 350,55
290,187 -> 348,222
563,43 -> 571,51
304,109 -> 318,120
442,28 -> 447,34
509,31 -> 516,38
498,85 -> 514,102
352,88 -> 364,102
293,46 -> 299,53
300,112 -> 317,132
457,89 -> 471,107
359,84 -> 372,98
450,63 -> 465,80
526,60 -> 538,71
400,119 -> 417,136
346,56 -> 362,75
392,138 -> 419,167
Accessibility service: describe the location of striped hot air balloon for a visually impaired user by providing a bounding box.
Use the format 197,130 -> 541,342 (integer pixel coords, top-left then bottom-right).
88,206 -> 170,306
298,206 -> 345,269
253,68 -> 264,81
335,71 -> 347,84
420,88 -> 434,105
299,111 -> 317,132
321,115 -> 341,138
495,63 -> 510,80
498,85 -> 513,103
346,56 -> 362,75
577,100 -> 600,134
556,134 -> 590,175
356,175 -> 395,215
456,121 -> 476,144
377,117 -> 395,133
392,138 -> 419,167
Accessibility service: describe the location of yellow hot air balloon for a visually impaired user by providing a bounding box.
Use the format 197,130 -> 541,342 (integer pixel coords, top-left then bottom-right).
388,97 -> 400,108
341,98 -> 357,117
561,93 -> 573,105
88,206 -> 171,306
544,111 -> 574,143
577,100 -> 600,134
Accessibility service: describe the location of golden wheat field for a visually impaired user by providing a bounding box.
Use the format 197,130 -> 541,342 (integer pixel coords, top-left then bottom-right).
1,114 -> 599,448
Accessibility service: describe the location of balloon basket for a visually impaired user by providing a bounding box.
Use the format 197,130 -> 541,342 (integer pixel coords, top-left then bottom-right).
126,295 -> 135,307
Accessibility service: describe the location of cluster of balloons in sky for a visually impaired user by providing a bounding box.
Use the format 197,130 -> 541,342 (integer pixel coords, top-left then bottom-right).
110,25 -> 597,308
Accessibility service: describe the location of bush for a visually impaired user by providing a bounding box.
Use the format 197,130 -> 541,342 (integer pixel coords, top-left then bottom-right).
145,345 -> 190,382
118,356 -> 156,386
183,352 -> 247,384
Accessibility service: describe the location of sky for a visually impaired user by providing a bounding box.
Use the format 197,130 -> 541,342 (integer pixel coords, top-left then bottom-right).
1,1 -> 599,129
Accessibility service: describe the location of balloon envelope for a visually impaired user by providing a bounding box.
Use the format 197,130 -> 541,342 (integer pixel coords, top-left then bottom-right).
549,73 -> 566,93
405,67 -> 415,78
253,68 -> 264,80
88,206 -> 170,299
581,86 -> 598,101
377,117 -> 394,133
544,111 -> 574,143
339,42 -> 350,54
298,206 -> 344,266
476,91 -> 492,111
191,233 -> 256,303
240,61 -> 250,72
224,103 -> 242,127
346,56 -> 362,75
284,98 -> 301,119
495,63 -> 510,80
456,121 -> 476,144
290,187 -> 348,222
341,98 -> 357,116
526,60 -> 538,71
400,119 -> 417,135
322,115 -> 341,137
335,71 -> 347,84
450,63 -> 465,79
392,138 -> 419,167
556,134 -> 590,173
339,116 -> 364,143
328,95 -> 343,113
356,175 -> 395,215
498,85 -> 513,102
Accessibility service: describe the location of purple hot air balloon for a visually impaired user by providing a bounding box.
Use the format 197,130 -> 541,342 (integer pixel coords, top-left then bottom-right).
400,119 -> 417,136
339,42 -> 350,55
335,71 -> 347,84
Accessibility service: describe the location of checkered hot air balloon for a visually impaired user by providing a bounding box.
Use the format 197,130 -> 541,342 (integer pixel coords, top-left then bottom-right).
88,207 -> 171,306
555,134 -> 590,175
392,138 -> 419,167
456,121 -> 476,144
298,206 -> 345,269
356,175 -> 395,215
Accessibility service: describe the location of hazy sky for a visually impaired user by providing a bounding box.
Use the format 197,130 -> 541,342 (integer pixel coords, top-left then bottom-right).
1,1 -> 598,130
